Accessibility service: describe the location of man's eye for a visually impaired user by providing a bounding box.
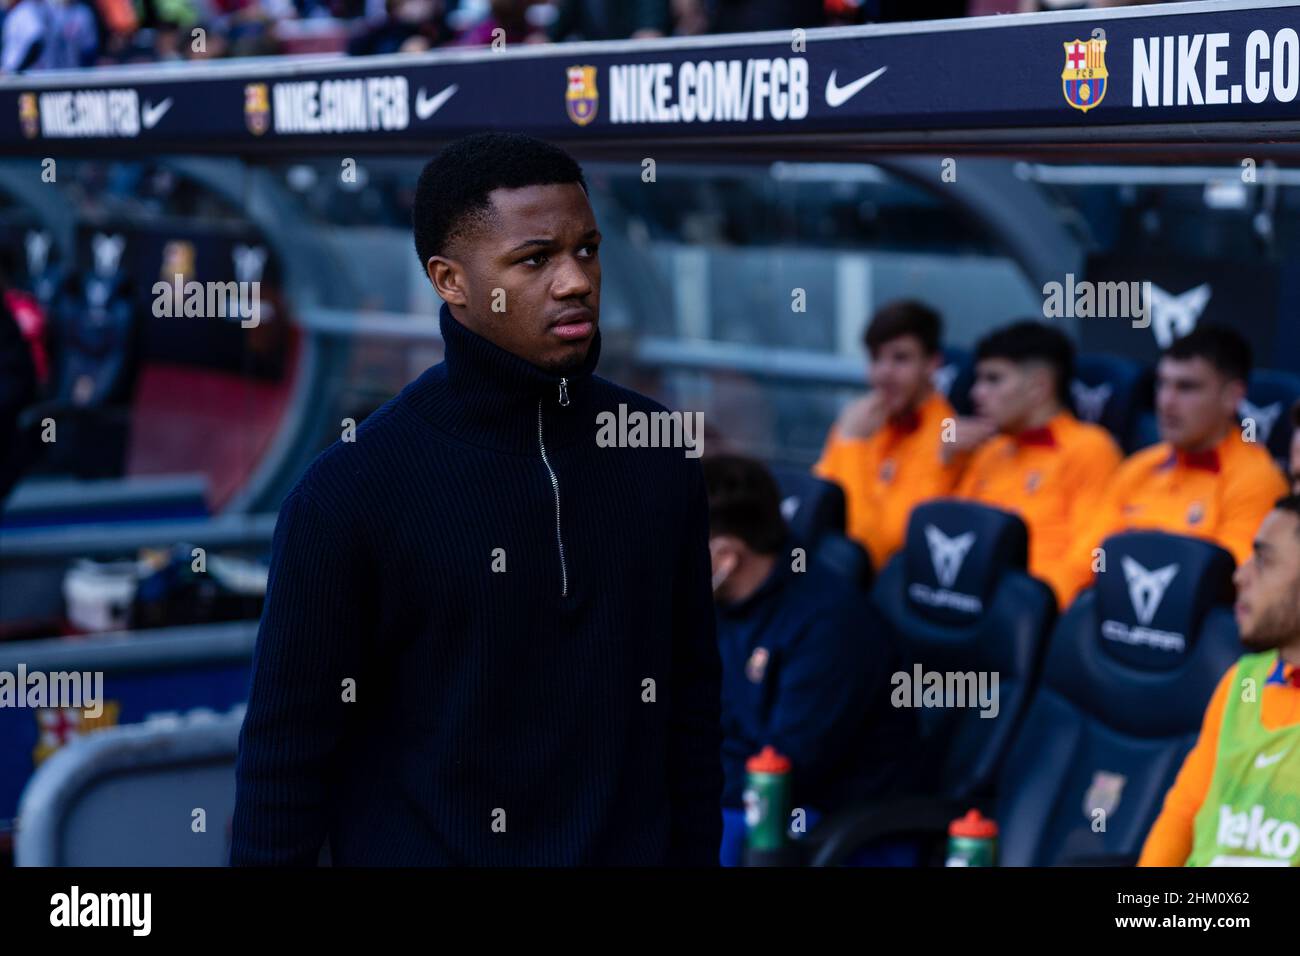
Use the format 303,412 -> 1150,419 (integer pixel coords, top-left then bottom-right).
580,244 -> 600,258
522,253 -> 547,266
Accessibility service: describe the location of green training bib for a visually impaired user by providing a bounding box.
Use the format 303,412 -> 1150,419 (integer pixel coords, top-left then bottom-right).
1187,652 -> 1300,867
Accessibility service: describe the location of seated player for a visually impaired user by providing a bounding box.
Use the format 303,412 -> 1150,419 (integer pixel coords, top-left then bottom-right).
1058,325 -> 1289,605
704,454 -> 914,866
948,320 -> 1122,607
1139,495 -> 1300,866
814,300 -> 964,572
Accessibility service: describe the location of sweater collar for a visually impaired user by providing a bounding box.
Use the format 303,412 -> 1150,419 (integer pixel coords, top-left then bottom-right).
403,302 -> 603,455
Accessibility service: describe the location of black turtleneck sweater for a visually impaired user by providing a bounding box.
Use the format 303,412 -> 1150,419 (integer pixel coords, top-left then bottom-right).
231,304 -> 722,866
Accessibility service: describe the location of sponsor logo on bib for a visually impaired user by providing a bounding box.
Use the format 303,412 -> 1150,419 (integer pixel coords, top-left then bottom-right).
1215,804 -> 1300,863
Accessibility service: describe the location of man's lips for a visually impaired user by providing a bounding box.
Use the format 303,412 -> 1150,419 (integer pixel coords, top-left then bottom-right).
549,310 -> 595,340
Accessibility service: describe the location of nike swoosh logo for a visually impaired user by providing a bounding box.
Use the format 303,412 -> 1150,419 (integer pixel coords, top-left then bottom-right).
141,98 -> 173,129
415,84 -> 458,121
824,66 -> 887,108
1255,750 -> 1287,769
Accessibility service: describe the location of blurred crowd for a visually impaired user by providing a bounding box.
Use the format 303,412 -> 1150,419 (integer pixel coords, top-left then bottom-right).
0,0 -> 1162,74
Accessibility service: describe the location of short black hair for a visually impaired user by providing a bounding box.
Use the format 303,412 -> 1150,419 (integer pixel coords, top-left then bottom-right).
1164,323 -> 1252,383
703,454 -> 787,555
974,319 -> 1075,406
1274,495 -> 1300,543
863,299 -> 942,356
411,132 -> 588,267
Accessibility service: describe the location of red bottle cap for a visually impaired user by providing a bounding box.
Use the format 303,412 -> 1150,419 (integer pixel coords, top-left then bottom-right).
746,745 -> 792,774
949,809 -> 997,838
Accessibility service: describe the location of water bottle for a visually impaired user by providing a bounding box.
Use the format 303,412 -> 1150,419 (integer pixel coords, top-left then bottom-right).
946,809 -> 997,866
743,745 -> 791,866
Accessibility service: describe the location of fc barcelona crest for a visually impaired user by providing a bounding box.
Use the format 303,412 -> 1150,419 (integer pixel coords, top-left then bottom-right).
160,239 -> 196,282
1062,38 -> 1108,113
1082,769 -> 1126,819
19,93 -> 38,139
566,66 -> 598,126
33,701 -> 120,765
245,83 -> 270,136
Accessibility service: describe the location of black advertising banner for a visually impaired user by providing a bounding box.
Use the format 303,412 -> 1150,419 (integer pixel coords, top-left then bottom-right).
1078,254 -> 1279,365
0,0 -> 1298,155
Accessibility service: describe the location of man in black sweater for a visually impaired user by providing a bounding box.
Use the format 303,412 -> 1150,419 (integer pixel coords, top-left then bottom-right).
231,133 -> 723,866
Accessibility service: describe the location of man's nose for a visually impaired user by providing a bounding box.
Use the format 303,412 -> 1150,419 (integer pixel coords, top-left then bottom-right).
552,254 -> 593,298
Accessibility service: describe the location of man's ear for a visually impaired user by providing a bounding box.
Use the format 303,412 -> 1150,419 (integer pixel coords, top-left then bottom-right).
1224,377 -> 1247,417
1028,363 -> 1055,407
710,535 -> 743,571
427,255 -> 467,307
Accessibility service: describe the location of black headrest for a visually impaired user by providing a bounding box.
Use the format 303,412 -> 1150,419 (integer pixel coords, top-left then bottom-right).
902,500 -> 1028,625
1241,369 -> 1300,460
1094,531 -> 1236,671
813,531 -> 873,592
68,271 -> 131,313
1071,353 -> 1144,438
32,263 -> 70,306
936,347 -> 974,415
771,468 -> 845,546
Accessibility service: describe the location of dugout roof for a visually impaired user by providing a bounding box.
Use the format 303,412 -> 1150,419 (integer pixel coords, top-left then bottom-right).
0,0 -> 1298,157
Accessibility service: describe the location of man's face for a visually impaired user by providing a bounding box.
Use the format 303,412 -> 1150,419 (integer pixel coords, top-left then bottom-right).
1234,509 -> 1300,652
971,357 -> 1038,431
868,335 -> 937,418
426,182 -> 601,372
708,534 -> 744,602
1155,356 -> 1241,451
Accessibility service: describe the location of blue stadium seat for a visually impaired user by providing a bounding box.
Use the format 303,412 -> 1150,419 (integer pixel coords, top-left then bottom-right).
935,347 -> 974,416
1071,353 -> 1147,451
871,499 -> 1056,803
29,260 -> 70,319
1129,409 -> 1161,453
1240,369 -> 1300,467
770,466 -> 845,549
993,531 -> 1241,866
55,270 -> 135,408
811,530 -> 873,592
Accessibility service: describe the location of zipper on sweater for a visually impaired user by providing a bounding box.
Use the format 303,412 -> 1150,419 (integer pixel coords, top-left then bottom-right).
538,397 -> 568,597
